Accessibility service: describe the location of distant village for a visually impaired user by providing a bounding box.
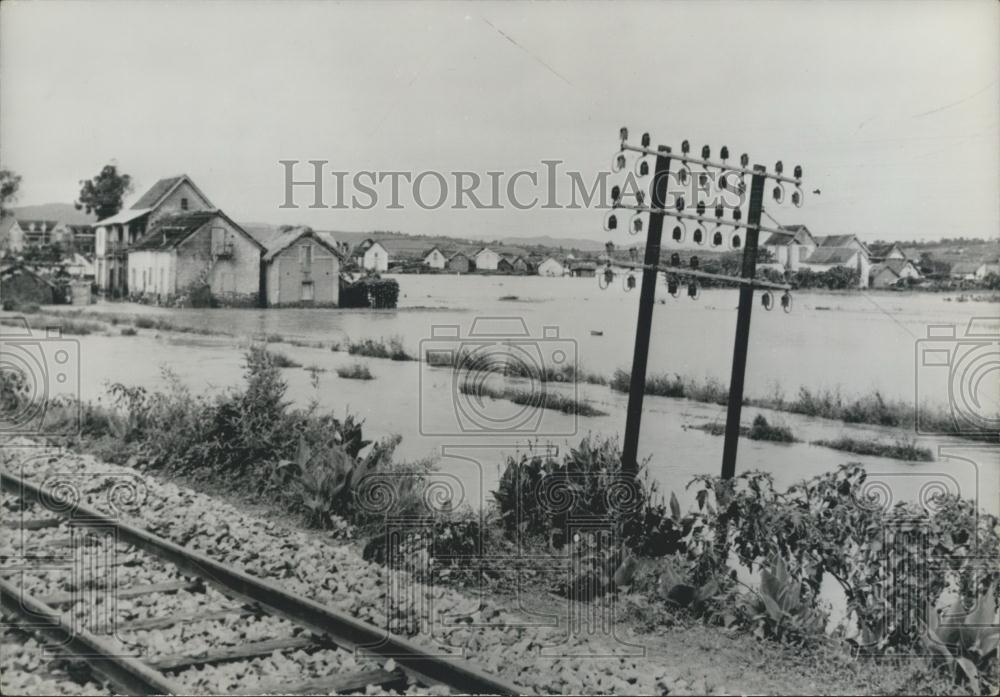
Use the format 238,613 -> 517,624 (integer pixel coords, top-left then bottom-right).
1,173 -> 998,309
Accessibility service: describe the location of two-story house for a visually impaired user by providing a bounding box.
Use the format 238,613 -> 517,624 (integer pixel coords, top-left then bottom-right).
94,175 -> 214,296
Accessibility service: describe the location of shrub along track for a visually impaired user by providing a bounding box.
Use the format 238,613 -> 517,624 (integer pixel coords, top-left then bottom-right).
0,469 -> 520,696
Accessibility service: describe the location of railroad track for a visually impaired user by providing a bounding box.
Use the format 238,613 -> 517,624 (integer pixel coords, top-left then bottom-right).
0,469 -> 520,696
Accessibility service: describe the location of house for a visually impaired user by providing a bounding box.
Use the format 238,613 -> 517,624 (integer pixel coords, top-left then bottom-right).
67,225 -> 96,255
17,219 -> 73,247
975,260 -> 1000,280
762,225 -> 817,272
868,242 -> 907,262
474,247 -> 500,271
869,259 -> 922,288
95,174 -> 215,296
497,256 -> 515,273
511,256 -> 535,274
353,239 -> 389,272
261,227 -> 342,307
446,251 -> 473,273
537,257 -> 565,277
569,261 -> 597,278
949,262 -> 981,280
0,215 -> 24,254
800,234 -> 872,288
1,263 -> 57,305
127,210 -> 263,306
423,246 -> 447,269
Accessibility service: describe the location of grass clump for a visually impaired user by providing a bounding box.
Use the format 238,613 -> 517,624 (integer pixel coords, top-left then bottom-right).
120,327 -> 138,336
459,380 -> 607,417
812,436 -> 934,461
610,369 -> 728,404
336,363 -> 374,380
134,316 -> 157,329
264,349 -> 302,368
692,414 -> 797,442
347,336 -> 414,361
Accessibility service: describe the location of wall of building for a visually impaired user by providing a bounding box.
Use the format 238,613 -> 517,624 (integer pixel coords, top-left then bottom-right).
447,256 -> 471,273
425,250 -> 446,269
475,250 -> 499,270
363,244 -> 388,272
176,217 -> 260,306
147,180 -> 214,228
537,259 -> 563,277
266,237 -> 340,306
128,250 -> 177,298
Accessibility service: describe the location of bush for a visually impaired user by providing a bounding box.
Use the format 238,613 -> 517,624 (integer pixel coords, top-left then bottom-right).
812,436 -> 934,461
347,336 -> 413,361
120,327 -> 138,336
340,277 -> 400,309
747,414 -> 797,442
134,316 -> 156,329
336,363 -> 374,380
265,350 -> 302,368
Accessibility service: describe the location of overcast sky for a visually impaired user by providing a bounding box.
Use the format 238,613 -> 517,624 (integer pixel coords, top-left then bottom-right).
2,0 -> 998,243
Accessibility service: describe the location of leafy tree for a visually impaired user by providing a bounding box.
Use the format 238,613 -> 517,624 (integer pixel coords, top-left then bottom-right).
75,164 -> 132,221
0,169 -> 22,216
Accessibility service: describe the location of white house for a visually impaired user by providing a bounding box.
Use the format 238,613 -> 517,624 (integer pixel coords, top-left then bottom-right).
474,247 -> 500,271
801,234 -> 872,288
423,246 -> 447,269
537,257 -> 565,277
762,225 -> 817,273
975,261 -> 1000,279
0,215 -> 24,253
354,239 -> 389,272
870,259 -> 922,288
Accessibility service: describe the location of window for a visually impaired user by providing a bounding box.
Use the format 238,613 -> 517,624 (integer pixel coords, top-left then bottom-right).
299,244 -> 313,268
301,281 -> 314,301
181,197 -> 189,210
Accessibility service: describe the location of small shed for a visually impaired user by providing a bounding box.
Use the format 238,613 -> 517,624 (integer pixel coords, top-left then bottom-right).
446,251 -> 473,273
497,256 -> 515,273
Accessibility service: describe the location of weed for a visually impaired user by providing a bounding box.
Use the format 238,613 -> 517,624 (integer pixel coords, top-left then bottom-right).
336,363 -> 374,380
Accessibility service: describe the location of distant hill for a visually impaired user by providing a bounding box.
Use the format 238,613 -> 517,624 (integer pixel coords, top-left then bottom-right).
11,203 -> 97,225
493,235 -> 606,252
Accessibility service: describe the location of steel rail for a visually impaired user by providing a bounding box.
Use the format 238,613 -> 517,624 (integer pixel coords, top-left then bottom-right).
0,577 -> 184,695
1,469 -> 521,696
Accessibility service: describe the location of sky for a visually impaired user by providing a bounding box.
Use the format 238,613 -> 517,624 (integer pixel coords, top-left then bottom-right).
1,0 -> 998,244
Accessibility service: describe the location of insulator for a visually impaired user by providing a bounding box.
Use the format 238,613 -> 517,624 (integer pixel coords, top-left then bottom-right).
714,203 -> 724,218
667,277 -> 680,297
740,153 -> 749,167
620,127 -> 629,142
699,172 -> 709,187
676,196 -> 685,212
605,241 -> 615,254
794,165 -> 802,180
720,146 -> 730,162
693,227 -> 704,245
636,190 -> 645,206
604,212 -> 618,231
733,208 -> 742,222
775,160 -> 784,175
671,221 -> 686,243
611,185 -> 622,205
712,230 -> 724,247
687,282 -> 700,299
737,177 -> 746,195
682,140 -> 690,154
731,233 -> 742,249
773,184 -> 785,203
701,145 -> 711,160
690,256 -> 699,270
629,213 -> 644,235
613,153 -> 626,172
678,167 -> 689,185
636,157 -> 651,177
719,173 -> 729,190
792,186 -> 803,208
781,291 -> 792,313
624,273 -> 637,291
670,252 -> 680,267
696,201 -> 706,217
641,132 -> 651,147
598,267 -> 614,290
761,292 -> 773,311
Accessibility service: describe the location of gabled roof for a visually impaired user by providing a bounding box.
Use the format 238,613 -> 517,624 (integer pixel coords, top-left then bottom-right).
95,208 -> 153,227
423,246 -> 445,258
474,246 -> 497,257
447,250 -> 471,261
262,227 -> 341,263
130,175 -> 214,211
764,224 -> 816,247
870,262 -> 900,279
130,210 -> 263,252
804,247 -> 859,265
882,258 -> 917,275
868,242 -> 904,259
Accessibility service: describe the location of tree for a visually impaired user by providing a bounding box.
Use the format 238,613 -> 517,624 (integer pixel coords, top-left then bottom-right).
76,164 -> 132,221
0,169 -> 22,216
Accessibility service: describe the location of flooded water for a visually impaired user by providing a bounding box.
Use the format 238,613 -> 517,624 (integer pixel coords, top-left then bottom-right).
24,275 -> 998,518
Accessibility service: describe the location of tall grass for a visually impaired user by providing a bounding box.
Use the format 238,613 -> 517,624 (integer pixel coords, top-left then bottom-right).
692,415 -> 797,443
458,380 -> 607,417
336,363 -> 374,380
347,336 -> 414,361
812,437 -> 934,461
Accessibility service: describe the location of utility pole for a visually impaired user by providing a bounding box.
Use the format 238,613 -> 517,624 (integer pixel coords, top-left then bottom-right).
720,166 -> 766,479
602,130 -> 805,481
621,146 -> 672,476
